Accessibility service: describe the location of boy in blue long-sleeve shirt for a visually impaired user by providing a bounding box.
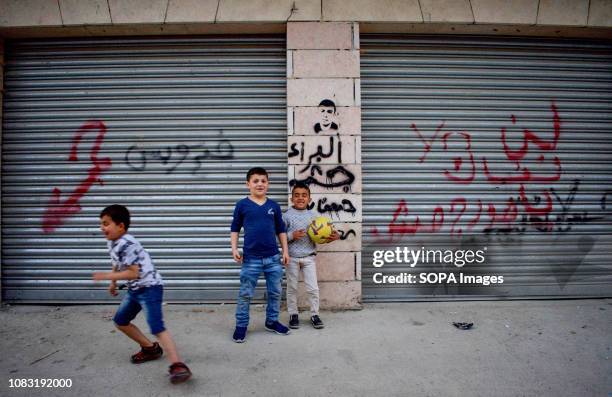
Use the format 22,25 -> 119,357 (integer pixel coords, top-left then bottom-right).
230,167 -> 290,343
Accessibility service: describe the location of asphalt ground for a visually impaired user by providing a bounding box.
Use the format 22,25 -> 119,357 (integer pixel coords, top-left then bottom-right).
0,299 -> 610,397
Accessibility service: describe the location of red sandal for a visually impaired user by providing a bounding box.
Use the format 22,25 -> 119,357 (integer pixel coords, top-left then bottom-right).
169,362 -> 192,384
130,342 -> 163,364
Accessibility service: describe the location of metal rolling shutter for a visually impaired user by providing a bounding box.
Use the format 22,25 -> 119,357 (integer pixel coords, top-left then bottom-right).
2,36 -> 287,302
361,35 -> 612,301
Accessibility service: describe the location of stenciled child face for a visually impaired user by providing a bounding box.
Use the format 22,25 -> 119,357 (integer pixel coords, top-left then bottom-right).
291,187 -> 310,210
100,215 -> 126,241
319,105 -> 336,129
246,173 -> 269,199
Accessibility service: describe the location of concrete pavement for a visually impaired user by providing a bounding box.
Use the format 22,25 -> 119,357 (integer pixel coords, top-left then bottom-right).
0,299 -> 610,397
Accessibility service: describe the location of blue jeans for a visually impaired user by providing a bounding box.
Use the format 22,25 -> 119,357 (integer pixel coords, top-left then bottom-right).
235,253 -> 283,328
113,284 -> 166,335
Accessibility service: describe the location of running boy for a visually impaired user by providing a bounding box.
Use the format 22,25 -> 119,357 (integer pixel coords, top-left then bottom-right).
231,167 -> 290,343
283,182 -> 339,329
93,204 -> 191,384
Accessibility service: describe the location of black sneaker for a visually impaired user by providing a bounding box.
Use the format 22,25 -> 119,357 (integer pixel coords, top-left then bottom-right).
311,315 -> 324,329
265,320 -> 290,335
232,326 -> 247,343
289,314 -> 300,329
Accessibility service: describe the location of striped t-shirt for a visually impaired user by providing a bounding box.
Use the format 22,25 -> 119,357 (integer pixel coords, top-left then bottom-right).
107,233 -> 162,291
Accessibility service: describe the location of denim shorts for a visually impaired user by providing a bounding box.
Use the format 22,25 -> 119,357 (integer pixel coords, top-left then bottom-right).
113,284 -> 166,335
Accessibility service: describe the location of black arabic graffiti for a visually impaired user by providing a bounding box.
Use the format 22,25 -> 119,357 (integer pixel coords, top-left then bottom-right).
125,133 -> 233,175
338,229 -> 356,240
289,165 -> 355,193
307,197 -> 356,218
483,180 -> 604,236
289,136 -> 342,173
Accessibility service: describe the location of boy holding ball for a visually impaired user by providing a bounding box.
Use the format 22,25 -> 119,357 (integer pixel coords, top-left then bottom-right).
283,182 -> 339,329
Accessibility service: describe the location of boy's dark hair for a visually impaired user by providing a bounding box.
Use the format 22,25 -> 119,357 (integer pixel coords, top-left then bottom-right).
318,99 -> 336,112
246,167 -> 268,181
100,204 -> 130,230
291,181 -> 310,194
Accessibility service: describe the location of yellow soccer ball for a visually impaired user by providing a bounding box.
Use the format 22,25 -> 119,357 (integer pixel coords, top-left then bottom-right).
307,216 -> 334,244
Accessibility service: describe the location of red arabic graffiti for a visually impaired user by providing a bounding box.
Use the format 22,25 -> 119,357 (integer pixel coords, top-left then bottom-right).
483,104 -> 562,184
442,132 -> 476,184
412,121 -> 445,163
42,120 -> 111,233
371,199 -> 443,238
373,102 -> 574,240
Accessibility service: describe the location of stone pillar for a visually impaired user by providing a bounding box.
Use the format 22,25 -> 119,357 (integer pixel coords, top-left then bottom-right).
287,22 -> 361,309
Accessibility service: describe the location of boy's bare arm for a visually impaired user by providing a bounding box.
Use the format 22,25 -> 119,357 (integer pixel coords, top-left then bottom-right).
93,264 -> 139,281
108,265 -> 118,296
279,232 -> 289,266
231,231 -> 242,263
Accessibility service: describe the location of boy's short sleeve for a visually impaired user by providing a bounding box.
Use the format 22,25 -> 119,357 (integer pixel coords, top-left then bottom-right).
282,211 -> 292,241
274,202 -> 287,234
230,201 -> 243,233
116,240 -> 139,268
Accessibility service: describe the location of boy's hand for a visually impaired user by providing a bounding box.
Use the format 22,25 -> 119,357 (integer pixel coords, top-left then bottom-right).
323,230 -> 340,243
282,252 -> 290,267
232,249 -> 243,264
292,229 -> 307,240
108,283 -> 118,296
92,272 -> 109,281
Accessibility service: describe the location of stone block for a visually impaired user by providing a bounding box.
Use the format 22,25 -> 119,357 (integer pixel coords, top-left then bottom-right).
323,0 -> 422,22
357,20 -> 608,36
290,163 -> 361,194
287,78 -> 355,107
315,252 -> 355,281
296,281 -> 361,309
307,193 -> 362,222
287,22 -> 353,49
165,0 -> 218,23
59,0 -> 111,25
0,0 -> 62,27
287,106 -> 295,135
295,280 -> 362,309
317,222 -> 362,252
288,135 -> 356,165
420,0 -> 473,23
286,50 -> 293,79
319,281 -> 362,309
108,0 -> 167,24
288,0 -> 322,21
472,0 -> 538,24
294,106 -> 361,136
588,0 -> 612,27
352,22 -> 360,50
537,0 -> 589,26
217,0 -> 320,22
292,50 -> 360,78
